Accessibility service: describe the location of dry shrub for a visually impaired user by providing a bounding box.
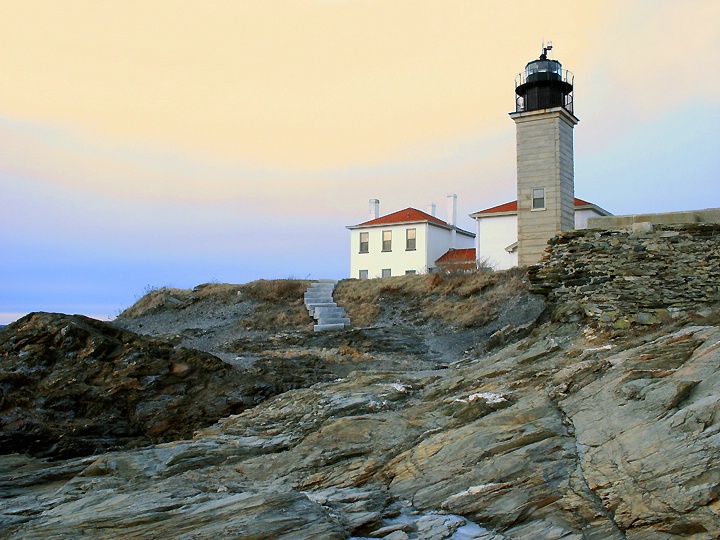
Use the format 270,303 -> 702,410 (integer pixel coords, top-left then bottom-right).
454,272 -> 496,296
232,280 -> 312,330
428,268 -> 527,327
429,272 -> 444,290
334,268 -> 529,328
346,303 -> 383,327
242,279 -> 310,303
241,305 -> 313,331
192,283 -> 243,301
117,287 -> 192,319
333,279 -> 385,326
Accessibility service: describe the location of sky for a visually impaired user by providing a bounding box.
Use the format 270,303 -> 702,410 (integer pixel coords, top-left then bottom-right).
1,0 -> 719,324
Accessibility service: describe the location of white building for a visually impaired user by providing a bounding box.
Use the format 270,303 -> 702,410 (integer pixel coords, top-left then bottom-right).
347,198 -> 475,278
470,197 -> 611,269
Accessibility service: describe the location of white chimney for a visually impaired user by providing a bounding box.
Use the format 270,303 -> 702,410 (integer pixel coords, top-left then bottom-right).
369,198 -> 380,220
446,194 -> 457,227
427,202 -> 437,217
447,193 -> 458,248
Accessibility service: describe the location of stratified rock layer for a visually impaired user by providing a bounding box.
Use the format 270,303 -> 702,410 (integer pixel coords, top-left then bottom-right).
2,321 -> 718,539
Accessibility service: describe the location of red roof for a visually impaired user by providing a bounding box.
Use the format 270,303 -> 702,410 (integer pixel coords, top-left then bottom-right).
435,248 -> 476,264
475,200 -> 518,214
473,198 -> 595,215
352,207 -> 447,227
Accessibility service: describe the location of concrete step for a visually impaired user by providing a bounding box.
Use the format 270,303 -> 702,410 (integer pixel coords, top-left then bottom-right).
307,302 -> 337,315
317,317 -> 351,326
305,299 -> 333,307
314,307 -> 346,318
306,290 -> 334,297
305,300 -> 336,307
308,288 -> 335,295
306,301 -> 337,307
304,291 -> 334,300
305,280 -> 347,331
314,323 -> 347,332
309,282 -> 335,290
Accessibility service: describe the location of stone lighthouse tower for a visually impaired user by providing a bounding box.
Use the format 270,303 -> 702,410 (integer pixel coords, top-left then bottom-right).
510,43 -> 578,265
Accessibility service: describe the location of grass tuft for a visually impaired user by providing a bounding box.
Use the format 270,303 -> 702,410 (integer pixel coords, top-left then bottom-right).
242,279 -> 310,303
334,268 -> 528,328
116,287 -> 192,319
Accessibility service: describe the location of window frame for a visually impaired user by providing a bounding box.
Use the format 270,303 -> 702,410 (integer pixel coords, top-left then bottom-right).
381,268 -> 391,278
359,232 -> 369,253
359,269 -> 368,279
405,228 -> 416,251
382,230 -> 392,252
532,188 -> 546,210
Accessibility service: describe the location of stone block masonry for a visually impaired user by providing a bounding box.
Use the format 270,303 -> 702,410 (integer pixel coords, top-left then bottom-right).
528,223 -> 720,327
512,107 -> 578,266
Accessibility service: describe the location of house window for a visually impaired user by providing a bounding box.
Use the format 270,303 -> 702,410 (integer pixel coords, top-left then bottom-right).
359,232 -> 369,253
382,231 -> 392,252
532,188 -> 545,210
406,228 -> 416,251
359,270 -> 368,279
405,270 -> 416,275
381,268 -> 391,278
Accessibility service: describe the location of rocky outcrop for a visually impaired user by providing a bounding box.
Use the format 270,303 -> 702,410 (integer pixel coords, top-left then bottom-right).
0,312 -> 338,459
529,223 -> 720,327
0,313 -> 256,458
2,269 -> 718,539
557,327 -> 720,538
2,316 -> 719,539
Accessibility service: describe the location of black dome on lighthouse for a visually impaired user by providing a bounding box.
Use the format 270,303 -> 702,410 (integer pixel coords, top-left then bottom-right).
514,44 -> 574,114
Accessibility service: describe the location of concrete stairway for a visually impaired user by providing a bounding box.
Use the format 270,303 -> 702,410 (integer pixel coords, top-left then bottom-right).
304,280 -> 350,332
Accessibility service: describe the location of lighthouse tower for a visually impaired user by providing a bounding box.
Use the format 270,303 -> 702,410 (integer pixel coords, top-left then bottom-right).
510,43 -> 578,265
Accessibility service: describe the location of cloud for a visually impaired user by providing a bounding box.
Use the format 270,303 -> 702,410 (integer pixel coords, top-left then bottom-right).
0,1 -> 610,168
0,113 -> 515,226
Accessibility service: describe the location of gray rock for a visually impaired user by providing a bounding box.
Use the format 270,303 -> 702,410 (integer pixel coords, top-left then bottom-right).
3,263 -> 719,539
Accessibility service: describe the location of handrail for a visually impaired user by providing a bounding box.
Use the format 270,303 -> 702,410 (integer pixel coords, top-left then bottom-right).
515,69 -> 574,88
515,93 -> 574,114
514,68 -> 574,114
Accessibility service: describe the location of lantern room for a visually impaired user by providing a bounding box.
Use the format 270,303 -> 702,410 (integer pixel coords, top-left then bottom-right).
514,43 -> 574,113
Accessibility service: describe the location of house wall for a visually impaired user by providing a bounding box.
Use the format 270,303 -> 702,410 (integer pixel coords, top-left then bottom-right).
349,223 -> 474,278
575,208 -> 604,229
476,214 -> 518,270
349,223 -> 430,278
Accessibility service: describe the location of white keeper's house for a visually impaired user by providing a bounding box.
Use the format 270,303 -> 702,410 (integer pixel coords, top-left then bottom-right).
470,197 -> 611,270
347,197 -> 475,279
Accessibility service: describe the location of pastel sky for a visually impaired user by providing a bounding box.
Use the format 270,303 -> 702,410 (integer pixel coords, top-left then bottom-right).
2,0 -> 719,324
